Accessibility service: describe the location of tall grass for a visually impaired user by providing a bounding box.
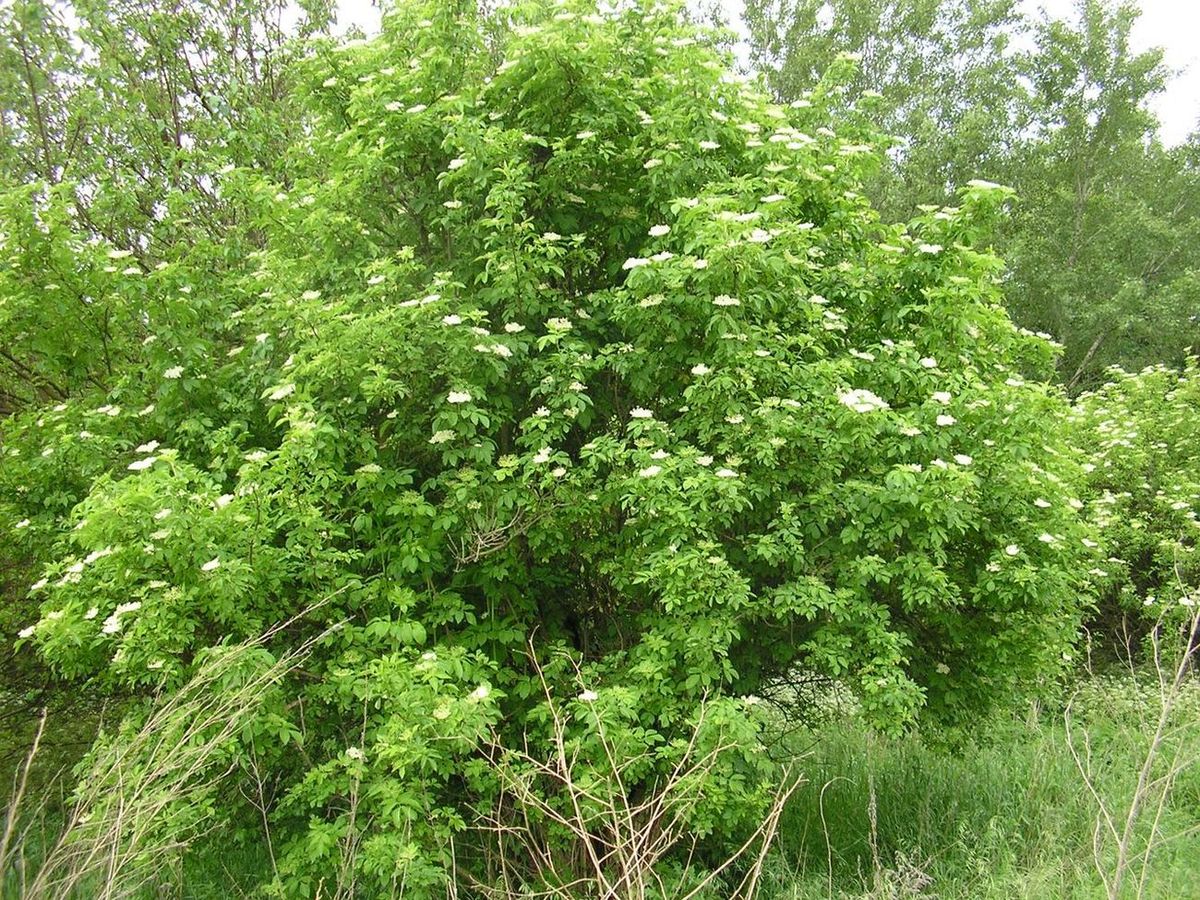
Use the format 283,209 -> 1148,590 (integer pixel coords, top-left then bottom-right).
760,674 -> 1200,899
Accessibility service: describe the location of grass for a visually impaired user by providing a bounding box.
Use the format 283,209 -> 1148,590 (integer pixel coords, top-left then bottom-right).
758,675 -> 1200,899
4,673 -> 1198,898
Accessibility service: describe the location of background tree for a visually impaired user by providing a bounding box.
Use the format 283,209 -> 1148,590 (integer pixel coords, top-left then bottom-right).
741,0 -> 1200,389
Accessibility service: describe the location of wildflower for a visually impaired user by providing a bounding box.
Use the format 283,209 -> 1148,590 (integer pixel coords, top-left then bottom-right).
14,519 -> 30,530
546,317 -> 572,332
136,440 -> 160,453
543,231 -> 562,241
469,684 -> 491,701
30,578 -> 48,592
629,408 -> 654,419
504,322 -> 525,333
215,494 -> 234,508
268,383 -> 295,401
623,257 -> 650,270
644,158 -> 663,169
18,625 -> 35,639
576,130 -> 596,140
953,454 -> 973,466
648,224 -> 670,237
838,389 -> 889,414
696,455 -> 713,467
1034,498 -> 1051,508
715,468 -> 738,478
712,295 -> 740,307
747,229 -> 771,243
691,363 -> 711,376
84,547 -> 114,565
699,140 -> 720,150
447,157 -> 467,170
533,447 -> 552,464
919,357 -> 938,369
301,289 -> 321,301
442,314 -> 462,325
693,258 -> 709,269
447,390 -> 472,404
346,747 -> 366,761
931,391 -> 951,404
936,414 -> 956,427
578,689 -> 599,702
163,366 -> 184,379
650,449 -> 670,460
551,466 -> 567,478
127,457 -> 157,471
1038,533 -> 1057,544
726,414 -> 744,424
1004,544 -> 1020,556
201,557 -> 221,572
918,243 -> 943,254
84,607 -> 98,619
357,463 -> 383,474
639,465 -> 663,478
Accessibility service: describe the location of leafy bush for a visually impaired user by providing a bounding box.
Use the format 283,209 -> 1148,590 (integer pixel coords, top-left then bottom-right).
1071,362 -> 1200,654
3,0 -> 1094,893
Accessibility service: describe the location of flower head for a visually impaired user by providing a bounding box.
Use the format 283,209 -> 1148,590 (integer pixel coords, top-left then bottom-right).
839,389 -> 889,414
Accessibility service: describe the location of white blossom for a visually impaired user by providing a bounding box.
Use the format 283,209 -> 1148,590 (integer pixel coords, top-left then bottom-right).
268,383 -> 295,401
691,363 -> 711,376
201,557 -> 221,572
638,465 -> 663,478
838,389 -> 889,414
578,689 -> 599,702
163,366 -> 184,379
648,224 -> 670,237
442,314 -> 462,326
136,440 -> 160,453
447,390 -> 472,404
715,468 -> 738,478
936,414 -> 956,427
127,457 -> 157,471
629,408 -> 654,419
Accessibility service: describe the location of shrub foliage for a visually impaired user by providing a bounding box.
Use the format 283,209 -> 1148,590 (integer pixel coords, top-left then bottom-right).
2,0 -> 1094,892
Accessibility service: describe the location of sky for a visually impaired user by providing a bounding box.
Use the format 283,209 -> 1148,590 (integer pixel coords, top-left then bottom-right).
333,0 -> 1199,146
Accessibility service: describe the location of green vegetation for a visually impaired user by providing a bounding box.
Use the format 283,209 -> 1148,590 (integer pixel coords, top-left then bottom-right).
0,0 -> 1197,897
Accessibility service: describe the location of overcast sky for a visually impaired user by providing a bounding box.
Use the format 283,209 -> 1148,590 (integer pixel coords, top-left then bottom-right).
333,0 -> 1199,146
